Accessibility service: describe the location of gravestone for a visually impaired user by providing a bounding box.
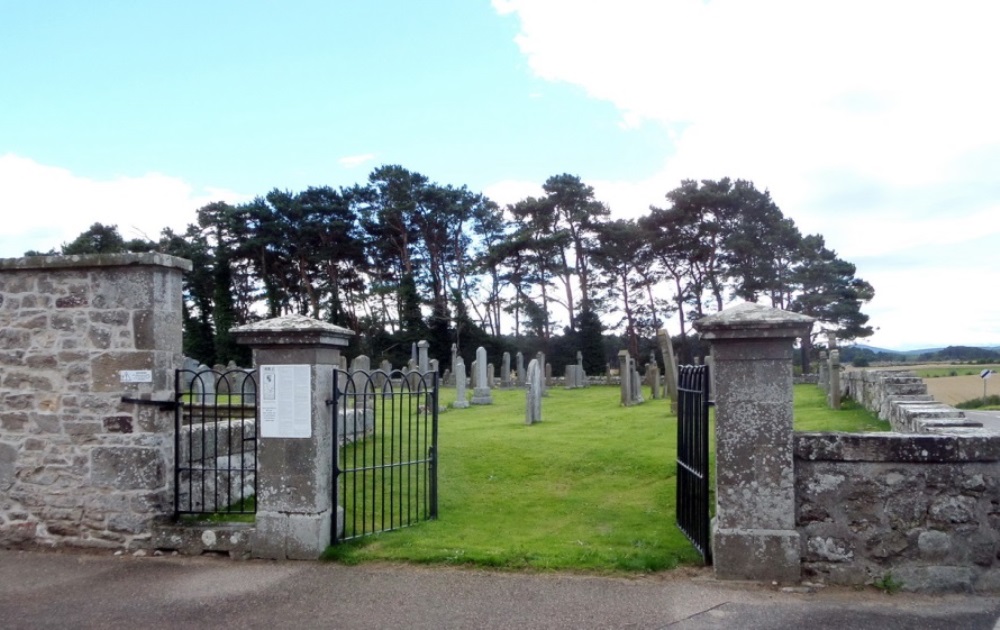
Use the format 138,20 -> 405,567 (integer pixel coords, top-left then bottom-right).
471,359 -> 478,388
487,363 -> 495,389
339,355 -> 348,371
828,349 -> 842,410
649,363 -> 661,399
818,351 -> 829,392
349,355 -> 372,395
375,359 -> 391,389
525,358 -> 542,424
450,343 -> 458,386
411,342 -> 417,365
418,340 -> 430,373
515,351 -> 524,387
192,363 -> 216,404
453,358 -> 470,408
536,352 -> 548,397
430,358 -> 439,376
577,351 -> 587,388
657,328 -> 678,412
631,358 -> 644,404
564,365 -> 579,389
619,350 -> 633,406
470,347 -> 493,405
501,352 -> 511,388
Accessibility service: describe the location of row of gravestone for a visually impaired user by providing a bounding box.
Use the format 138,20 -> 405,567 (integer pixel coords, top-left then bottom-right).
179,357 -> 257,405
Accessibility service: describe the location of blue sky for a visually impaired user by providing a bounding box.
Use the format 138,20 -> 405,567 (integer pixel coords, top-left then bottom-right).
2,1 -> 999,350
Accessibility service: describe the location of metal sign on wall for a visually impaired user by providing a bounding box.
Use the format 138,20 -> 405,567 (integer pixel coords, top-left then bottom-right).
259,364 -> 312,438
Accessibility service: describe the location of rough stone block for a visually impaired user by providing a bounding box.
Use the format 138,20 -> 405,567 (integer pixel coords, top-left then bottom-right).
713,528 -> 801,583
250,511 -> 331,560
152,522 -> 254,558
91,447 -> 165,490
0,441 -> 16,490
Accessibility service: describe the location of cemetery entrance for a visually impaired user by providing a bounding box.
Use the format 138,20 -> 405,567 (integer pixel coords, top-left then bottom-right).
332,369 -> 439,542
675,364 -> 712,564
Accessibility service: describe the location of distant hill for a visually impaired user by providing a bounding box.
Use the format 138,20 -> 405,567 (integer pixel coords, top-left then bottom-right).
841,344 -> 1000,367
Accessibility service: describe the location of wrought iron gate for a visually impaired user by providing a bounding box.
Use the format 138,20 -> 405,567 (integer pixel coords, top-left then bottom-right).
332,369 -> 439,543
676,364 -> 712,563
174,367 -> 258,518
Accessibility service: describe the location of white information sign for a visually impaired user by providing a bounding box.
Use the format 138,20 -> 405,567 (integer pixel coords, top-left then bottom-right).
119,370 -> 153,383
259,364 -> 312,438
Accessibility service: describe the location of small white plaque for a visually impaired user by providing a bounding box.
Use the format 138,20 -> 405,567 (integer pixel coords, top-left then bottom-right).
259,364 -> 312,438
119,370 -> 153,383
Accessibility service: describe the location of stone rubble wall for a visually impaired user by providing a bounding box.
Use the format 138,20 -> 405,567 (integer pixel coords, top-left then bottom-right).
793,368 -> 999,592
795,431 -> 1000,592
0,254 -> 190,551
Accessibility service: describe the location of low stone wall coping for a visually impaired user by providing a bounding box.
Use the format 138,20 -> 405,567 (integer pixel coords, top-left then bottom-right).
0,253 -> 193,272
795,431 -> 1000,463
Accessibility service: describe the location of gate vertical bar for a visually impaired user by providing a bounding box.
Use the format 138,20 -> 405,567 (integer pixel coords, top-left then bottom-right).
173,369 -> 182,517
429,371 -> 439,519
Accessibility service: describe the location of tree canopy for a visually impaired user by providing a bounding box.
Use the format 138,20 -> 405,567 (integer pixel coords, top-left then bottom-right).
47,172 -> 874,372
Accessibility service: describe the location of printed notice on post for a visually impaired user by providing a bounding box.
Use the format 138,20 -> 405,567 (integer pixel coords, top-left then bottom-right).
259,364 -> 311,438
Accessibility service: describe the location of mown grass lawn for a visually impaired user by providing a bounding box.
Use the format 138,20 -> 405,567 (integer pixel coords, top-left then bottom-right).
323,382 -> 884,572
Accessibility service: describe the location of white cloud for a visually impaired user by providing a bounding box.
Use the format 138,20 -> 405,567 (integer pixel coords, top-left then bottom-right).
494,0 -> 1000,348
483,179 -> 544,207
338,153 -> 376,169
0,154 -> 249,257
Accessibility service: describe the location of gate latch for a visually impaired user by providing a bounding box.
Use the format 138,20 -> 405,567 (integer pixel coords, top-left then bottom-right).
120,396 -> 178,411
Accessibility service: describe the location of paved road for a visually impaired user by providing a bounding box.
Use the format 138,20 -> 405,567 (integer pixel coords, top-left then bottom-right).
1,550 -> 998,629
964,409 -> 1000,433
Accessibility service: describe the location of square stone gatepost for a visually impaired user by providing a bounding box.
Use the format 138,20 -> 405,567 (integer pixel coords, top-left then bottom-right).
693,303 -> 814,583
232,314 -> 353,560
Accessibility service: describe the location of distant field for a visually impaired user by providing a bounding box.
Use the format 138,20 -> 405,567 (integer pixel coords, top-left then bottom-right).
924,375 -> 1000,406
878,364 -> 1000,406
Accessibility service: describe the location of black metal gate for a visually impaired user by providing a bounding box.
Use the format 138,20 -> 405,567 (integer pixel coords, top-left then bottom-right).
174,367 -> 258,518
332,369 -> 438,543
676,364 -> 712,563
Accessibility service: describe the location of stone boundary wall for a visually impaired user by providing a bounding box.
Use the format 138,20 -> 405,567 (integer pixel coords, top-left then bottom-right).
791,368 -> 998,592
795,431 -> 1000,592
840,369 -> 981,433
0,254 -> 190,551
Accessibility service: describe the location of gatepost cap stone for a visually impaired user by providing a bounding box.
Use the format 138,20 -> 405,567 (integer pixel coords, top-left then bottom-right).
694,302 -> 814,340
231,314 -> 353,346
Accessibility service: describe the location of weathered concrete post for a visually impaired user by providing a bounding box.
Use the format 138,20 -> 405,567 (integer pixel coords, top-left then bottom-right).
693,303 -> 814,583
232,314 -> 353,560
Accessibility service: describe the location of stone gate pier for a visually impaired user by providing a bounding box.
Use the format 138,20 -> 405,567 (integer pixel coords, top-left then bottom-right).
694,303 -> 814,583
0,253 -> 189,550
